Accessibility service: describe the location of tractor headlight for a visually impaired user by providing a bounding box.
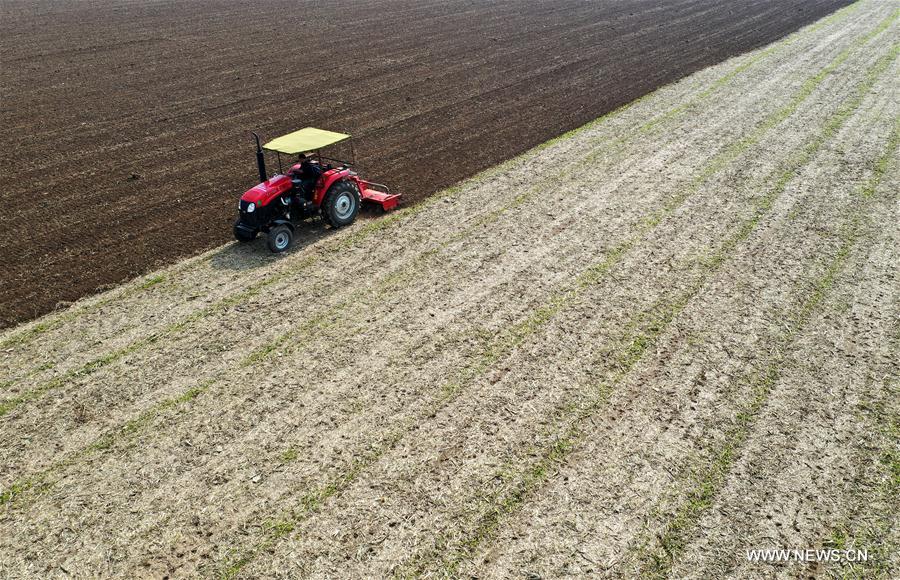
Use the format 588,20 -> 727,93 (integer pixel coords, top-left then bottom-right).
245,202 -> 256,213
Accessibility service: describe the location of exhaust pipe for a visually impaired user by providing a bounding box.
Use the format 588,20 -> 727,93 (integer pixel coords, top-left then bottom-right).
252,132 -> 267,183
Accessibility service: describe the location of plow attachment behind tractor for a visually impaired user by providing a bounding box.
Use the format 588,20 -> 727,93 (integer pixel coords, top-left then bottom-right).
360,181 -> 401,211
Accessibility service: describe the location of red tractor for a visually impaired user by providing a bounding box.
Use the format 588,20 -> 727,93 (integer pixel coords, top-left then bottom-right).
233,127 -> 400,252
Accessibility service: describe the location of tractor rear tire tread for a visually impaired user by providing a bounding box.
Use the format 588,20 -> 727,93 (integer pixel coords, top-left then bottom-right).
322,181 -> 361,228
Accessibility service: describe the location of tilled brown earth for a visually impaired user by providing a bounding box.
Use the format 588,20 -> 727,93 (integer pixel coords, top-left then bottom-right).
1,1 -> 898,578
0,0 -> 854,328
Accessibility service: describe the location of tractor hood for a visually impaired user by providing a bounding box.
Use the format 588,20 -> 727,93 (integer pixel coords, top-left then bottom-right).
241,174 -> 292,206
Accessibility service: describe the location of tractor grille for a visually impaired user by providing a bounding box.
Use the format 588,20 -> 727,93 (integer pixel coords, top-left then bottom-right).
239,200 -> 265,227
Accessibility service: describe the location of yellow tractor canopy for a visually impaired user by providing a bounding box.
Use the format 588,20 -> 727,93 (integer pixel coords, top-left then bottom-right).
263,127 -> 350,155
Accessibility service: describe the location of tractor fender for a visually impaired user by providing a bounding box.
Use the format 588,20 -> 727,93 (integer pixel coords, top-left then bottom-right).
269,218 -> 295,232
313,169 -> 355,206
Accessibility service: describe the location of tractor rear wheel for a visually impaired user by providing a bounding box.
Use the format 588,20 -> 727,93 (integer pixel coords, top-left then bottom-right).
267,225 -> 293,253
322,181 -> 360,228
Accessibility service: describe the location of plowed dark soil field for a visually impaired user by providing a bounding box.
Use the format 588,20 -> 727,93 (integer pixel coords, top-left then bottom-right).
0,0 -> 851,328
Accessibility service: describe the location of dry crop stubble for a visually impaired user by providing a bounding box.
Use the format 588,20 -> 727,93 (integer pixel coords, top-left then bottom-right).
348,31 -> 900,580
667,133 -> 899,579
271,35 -> 896,580
464,49 -> 891,574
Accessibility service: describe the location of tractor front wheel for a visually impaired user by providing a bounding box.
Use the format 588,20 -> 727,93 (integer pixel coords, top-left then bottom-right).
322,181 -> 361,228
267,224 -> 293,253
